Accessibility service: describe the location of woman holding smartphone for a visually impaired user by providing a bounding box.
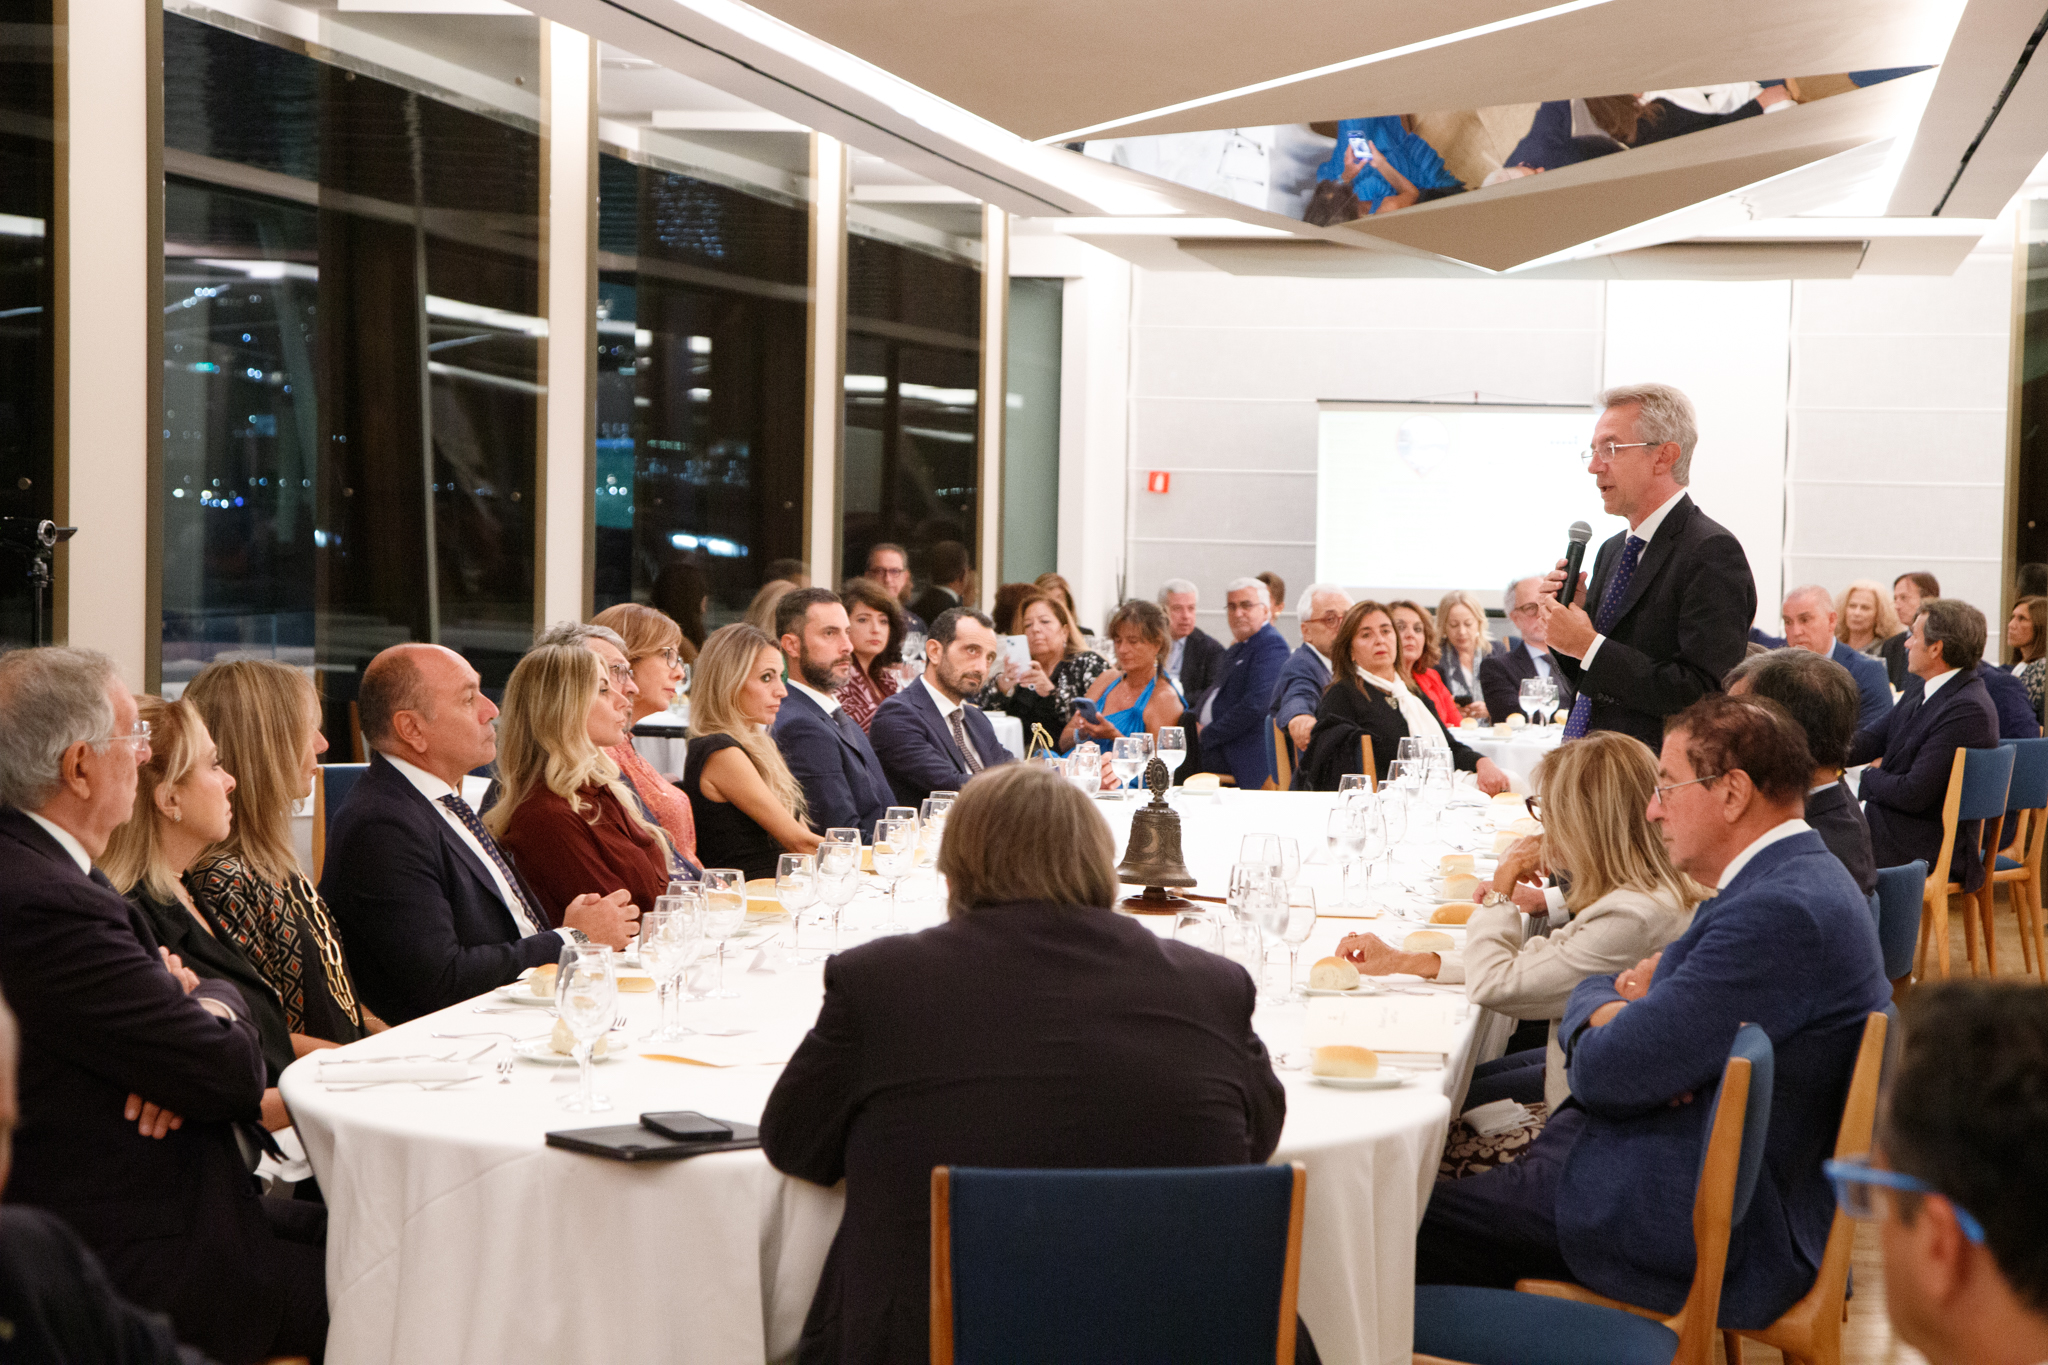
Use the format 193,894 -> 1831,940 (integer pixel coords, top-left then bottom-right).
1062,599 -> 1185,750
978,591 -> 1105,744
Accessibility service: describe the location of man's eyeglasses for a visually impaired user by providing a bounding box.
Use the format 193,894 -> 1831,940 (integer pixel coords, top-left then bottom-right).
605,665 -> 634,687
1653,772 -> 1721,800
1509,602 -> 1544,618
1302,612 -> 1345,629
1823,1156 -> 1986,1243
104,721 -> 152,753
1579,441 -> 1653,467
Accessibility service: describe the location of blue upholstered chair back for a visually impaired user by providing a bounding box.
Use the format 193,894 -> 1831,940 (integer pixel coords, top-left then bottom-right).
943,1165 -> 1296,1364
320,763 -> 370,841
1958,744 -> 2017,822
1873,861 -> 1928,981
1705,1023 -> 1774,1228
1999,737 -> 2048,813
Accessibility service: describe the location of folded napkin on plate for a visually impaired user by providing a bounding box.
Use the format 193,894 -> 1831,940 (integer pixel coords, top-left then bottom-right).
319,1058 -> 470,1084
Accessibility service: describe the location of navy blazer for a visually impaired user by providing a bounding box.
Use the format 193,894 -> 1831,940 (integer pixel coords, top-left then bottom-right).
0,808 -> 286,1364
1553,495 -> 1756,751
1830,641 -> 1895,733
1849,671 -> 2001,890
1176,627 -> 1228,703
772,687 -> 894,836
868,681 -> 1015,810
1976,661 -> 2040,739
1267,643 -> 1331,730
1197,623 -> 1290,789
1478,640 -> 1576,724
0,1206 -> 210,1365
1804,779 -> 1877,896
1559,830 -> 1889,1329
322,751 -> 563,1024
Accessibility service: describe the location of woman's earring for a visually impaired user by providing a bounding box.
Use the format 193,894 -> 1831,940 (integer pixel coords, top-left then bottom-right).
170,808 -> 182,823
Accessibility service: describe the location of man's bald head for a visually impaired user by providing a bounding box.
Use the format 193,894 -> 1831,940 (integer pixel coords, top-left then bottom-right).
360,643 -> 446,747
360,643 -> 498,784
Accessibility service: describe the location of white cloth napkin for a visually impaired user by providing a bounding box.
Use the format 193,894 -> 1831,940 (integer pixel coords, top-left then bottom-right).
1463,1098 -> 1534,1136
319,1058 -> 470,1084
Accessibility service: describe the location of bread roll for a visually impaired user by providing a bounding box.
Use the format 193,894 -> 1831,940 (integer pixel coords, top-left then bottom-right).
1491,831 -> 1523,858
1442,872 -> 1480,901
549,1018 -> 611,1057
1431,903 -> 1475,925
1507,817 -> 1542,837
527,964 -> 559,998
1404,930 -> 1456,953
1308,956 -> 1360,991
1491,724 -> 1513,738
1439,853 -> 1475,875
1183,772 -> 1220,793
1459,717 -> 1479,729
1505,713 -> 1526,729
1311,1044 -> 1379,1078
1491,791 -> 1526,807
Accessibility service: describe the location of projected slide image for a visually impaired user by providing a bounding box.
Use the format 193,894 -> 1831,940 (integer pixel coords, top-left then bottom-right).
1315,404 -> 1626,594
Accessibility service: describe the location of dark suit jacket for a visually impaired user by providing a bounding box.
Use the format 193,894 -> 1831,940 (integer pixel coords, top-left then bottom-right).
1849,671 -> 2000,891
908,586 -> 961,631
1831,641 -> 1894,734
1552,495 -> 1756,751
1976,660 -> 2040,739
1879,631 -> 1910,690
1560,831 -> 1889,1328
1195,623 -> 1289,789
1175,627 -> 1227,703
1267,642 -> 1331,729
759,903 -> 1285,1365
773,688 -> 894,836
867,681 -> 1015,809
1478,640 -> 1577,725
130,886 -> 294,1085
0,808 -> 283,1365
322,751 -> 563,1024
0,1207 -> 211,1365
1804,779 -> 1877,896
1294,677 -> 1483,791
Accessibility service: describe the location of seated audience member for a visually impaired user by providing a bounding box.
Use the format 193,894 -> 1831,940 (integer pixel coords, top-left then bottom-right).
1837,578 -> 1901,661
1417,694 -> 1889,1329
1435,589 -> 1501,719
865,542 -> 925,636
2005,595 -> 2047,720
1297,602 -> 1510,794
764,558 -> 810,590
535,620 -> 692,825
0,647 -> 326,1364
1977,650 -> 2042,739
1481,576 -> 1578,723
759,763 -> 1286,1364
1778,583 -> 1893,731
771,589 -> 893,837
910,540 -> 972,628
1391,598 -> 1464,728
1500,96 -> 1643,173
1271,584 -> 1352,756
0,985 -> 220,1365
1257,571 -> 1288,618
689,624 -> 823,878
979,589 -> 1106,743
1854,981 -> 2048,1365
988,580 -> 1034,635
1883,572 -> 1940,689
1850,599 -> 2001,890
833,576 -> 906,732
1728,649 -> 1879,895
488,645 -> 672,919
102,697 -> 297,1115
184,658 -> 372,1049
745,579 -> 796,636
1339,732 -> 1702,1111
870,607 -> 1015,807
1034,572 -> 1081,631
1160,577 -> 1226,700
323,643 -> 635,1024
1064,599 -> 1185,751
592,602 -> 700,865
1314,116 -> 1463,214
1193,578 -> 1291,789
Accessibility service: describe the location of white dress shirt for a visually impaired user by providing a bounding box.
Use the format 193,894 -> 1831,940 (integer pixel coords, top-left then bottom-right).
786,678 -> 842,717
1919,667 -> 1960,703
24,811 -> 91,876
1716,818 -> 1811,890
1166,635 -> 1188,681
921,674 -> 966,721
384,753 -> 552,940
1580,487 -> 1688,671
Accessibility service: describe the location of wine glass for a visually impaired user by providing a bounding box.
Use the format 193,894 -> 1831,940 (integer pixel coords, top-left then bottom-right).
639,904 -> 679,1041
699,869 -> 746,1000
1518,678 -> 1543,727
1157,727 -> 1186,782
777,854 -> 821,964
1355,798 -> 1389,908
1238,834 -> 1280,879
1337,772 -> 1373,803
816,838 -> 860,951
1227,859 -> 1267,925
554,943 -> 617,1112
1280,887 -> 1318,998
1111,736 -> 1144,799
1251,873 -> 1292,1004
825,826 -> 861,847
1396,737 -> 1423,765
1173,908 -> 1221,953
668,883 -> 707,1000
1326,806 -> 1367,908
1536,677 -> 1560,727
872,816 -> 917,931
885,806 -> 919,826
1066,746 -> 1101,796
1270,836 -> 1302,891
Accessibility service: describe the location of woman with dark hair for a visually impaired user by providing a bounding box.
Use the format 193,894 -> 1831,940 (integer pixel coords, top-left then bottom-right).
2006,595 -> 2047,717
1296,601 -> 1510,793
835,576 -> 906,732
989,581 -> 1036,635
1062,599 -> 1184,749
1389,599 -> 1464,728
979,591 -> 1108,743
1033,573 -> 1081,632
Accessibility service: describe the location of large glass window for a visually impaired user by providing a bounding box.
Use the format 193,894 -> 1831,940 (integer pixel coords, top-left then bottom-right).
840,232 -> 981,588
160,12 -> 540,744
591,152 -> 808,631
1001,277 -> 1062,583
0,0 -> 55,647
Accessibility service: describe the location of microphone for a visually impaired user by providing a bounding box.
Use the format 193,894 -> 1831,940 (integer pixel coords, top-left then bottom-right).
1557,521 -> 1593,608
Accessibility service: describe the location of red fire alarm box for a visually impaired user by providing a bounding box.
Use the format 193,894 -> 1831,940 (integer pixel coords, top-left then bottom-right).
1145,471 -> 1170,494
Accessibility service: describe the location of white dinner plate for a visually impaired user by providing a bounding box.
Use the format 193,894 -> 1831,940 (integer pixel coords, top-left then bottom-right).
1310,1072 -> 1411,1091
512,1032 -> 630,1065
1304,983 -> 1384,997
493,982 -> 557,1007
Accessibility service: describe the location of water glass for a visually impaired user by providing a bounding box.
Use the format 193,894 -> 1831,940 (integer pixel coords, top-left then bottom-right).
1519,678 -> 1543,726
1157,727 -> 1186,781
1238,834 -> 1280,879
872,817 -> 917,931
699,869 -> 746,1000
554,944 -> 617,1112
1250,873 -> 1290,1003
816,838 -> 861,951
1280,887 -> 1317,998
1111,736 -> 1144,798
777,853 -> 821,963
1172,908 -> 1222,953
1337,772 -> 1373,802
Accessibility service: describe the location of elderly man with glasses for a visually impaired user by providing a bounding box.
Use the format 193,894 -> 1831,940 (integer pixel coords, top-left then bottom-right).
1269,583 -> 1354,755
1481,575 -> 1580,725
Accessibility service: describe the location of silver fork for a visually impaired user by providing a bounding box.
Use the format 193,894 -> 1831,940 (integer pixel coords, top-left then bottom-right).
496,1054 -> 514,1084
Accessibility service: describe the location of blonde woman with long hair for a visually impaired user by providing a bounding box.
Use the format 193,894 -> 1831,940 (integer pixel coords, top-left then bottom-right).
591,601 -> 698,862
1434,589 -> 1500,718
185,658 -> 374,1045
488,644 -> 673,924
1837,579 -> 1900,657
1338,730 -> 1703,1113
683,624 -> 820,879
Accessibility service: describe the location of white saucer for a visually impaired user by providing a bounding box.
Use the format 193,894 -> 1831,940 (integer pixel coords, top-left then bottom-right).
1304,983 -> 1384,998
1310,1072 -> 1411,1090
512,1032 -> 629,1065
493,982 -> 557,1007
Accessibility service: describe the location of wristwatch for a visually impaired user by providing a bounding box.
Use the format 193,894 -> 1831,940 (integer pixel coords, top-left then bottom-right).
1479,890 -> 1510,907
563,927 -> 592,945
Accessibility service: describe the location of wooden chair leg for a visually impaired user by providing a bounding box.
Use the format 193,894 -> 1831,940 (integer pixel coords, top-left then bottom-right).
1931,893 -> 1952,979
1960,891 -> 1981,976
2032,876 -> 2048,985
2012,880 -> 2037,977
1721,1328 -> 1744,1362
1915,908 -> 1932,979
1977,888 -> 1998,978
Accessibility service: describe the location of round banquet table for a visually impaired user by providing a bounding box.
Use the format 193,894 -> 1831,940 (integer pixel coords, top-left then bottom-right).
1450,721 -> 1564,790
284,789 -> 1516,1365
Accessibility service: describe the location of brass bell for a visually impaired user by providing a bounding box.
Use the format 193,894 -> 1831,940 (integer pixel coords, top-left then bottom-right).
1116,758 -> 1198,914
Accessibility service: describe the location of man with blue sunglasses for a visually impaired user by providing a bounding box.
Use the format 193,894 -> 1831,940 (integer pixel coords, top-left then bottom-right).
1834,981 -> 2048,1365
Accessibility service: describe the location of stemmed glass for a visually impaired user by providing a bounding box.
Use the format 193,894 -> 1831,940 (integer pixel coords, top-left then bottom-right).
554,943 -> 617,1112
1279,887 -> 1318,998
1239,834 -> 1280,878
1066,746 -> 1102,796
1157,727 -> 1186,784
1226,861 -> 1271,992
1251,873 -> 1293,1004
699,869 -> 746,1000
778,854 -> 822,964
1536,677 -> 1560,727
1519,679 -> 1543,727
639,904 -> 680,1041
1326,805 -> 1368,909
1337,772 -> 1372,801
1271,836 -> 1302,892
816,838 -> 860,950
1111,737 -> 1144,799
872,816 -> 917,932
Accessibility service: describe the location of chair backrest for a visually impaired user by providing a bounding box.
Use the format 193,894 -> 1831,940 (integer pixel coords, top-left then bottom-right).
932,1163 -> 1307,1365
1873,861 -> 1929,981
1270,720 -> 1292,792
1672,1024 -> 1774,1364
310,762 -> 370,882
1957,742 -> 2018,821
1999,737 -> 2048,814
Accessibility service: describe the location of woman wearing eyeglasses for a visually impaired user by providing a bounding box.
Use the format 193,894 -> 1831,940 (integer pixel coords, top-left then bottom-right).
592,602 -> 698,867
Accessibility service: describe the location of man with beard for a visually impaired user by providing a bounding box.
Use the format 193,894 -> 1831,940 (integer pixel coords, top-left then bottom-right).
771,588 -> 894,837
868,607 -> 1016,807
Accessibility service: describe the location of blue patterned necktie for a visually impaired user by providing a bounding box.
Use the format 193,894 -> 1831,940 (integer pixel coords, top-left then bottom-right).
439,793 -> 545,935
1562,534 -> 1645,739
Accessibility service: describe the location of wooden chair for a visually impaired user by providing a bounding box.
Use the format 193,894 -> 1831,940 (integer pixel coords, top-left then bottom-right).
1413,1025 -> 1774,1365
932,1162 -> 1306,1365
1970,737 -> 2048,980
309,762 -> 370,882
1872,862 -> 1928,1001
1270,719 -> 1293,792
1915,745 -> 2016,979
1361,736 -> 1377,791
1720,1010 -> 1890,1365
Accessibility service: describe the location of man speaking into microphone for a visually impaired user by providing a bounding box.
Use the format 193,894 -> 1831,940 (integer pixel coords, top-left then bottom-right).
1541,382 -> 1756,749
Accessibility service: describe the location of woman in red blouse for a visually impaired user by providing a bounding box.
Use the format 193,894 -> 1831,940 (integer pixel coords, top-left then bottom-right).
833,576 -> 905,731
487,644 -> 673,924
1389,599 -> 1465,729
591,601 -> 698,864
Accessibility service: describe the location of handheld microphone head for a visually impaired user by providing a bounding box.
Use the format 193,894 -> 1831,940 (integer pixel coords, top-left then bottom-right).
1567,521 -> 1592,546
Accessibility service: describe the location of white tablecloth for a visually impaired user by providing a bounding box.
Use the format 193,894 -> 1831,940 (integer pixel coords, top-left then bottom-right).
1451,723 -> 1564,790
285,792 -> 1513,1365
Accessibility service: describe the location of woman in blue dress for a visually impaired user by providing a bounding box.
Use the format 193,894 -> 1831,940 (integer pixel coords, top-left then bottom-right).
1060,599 -> 1187,752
